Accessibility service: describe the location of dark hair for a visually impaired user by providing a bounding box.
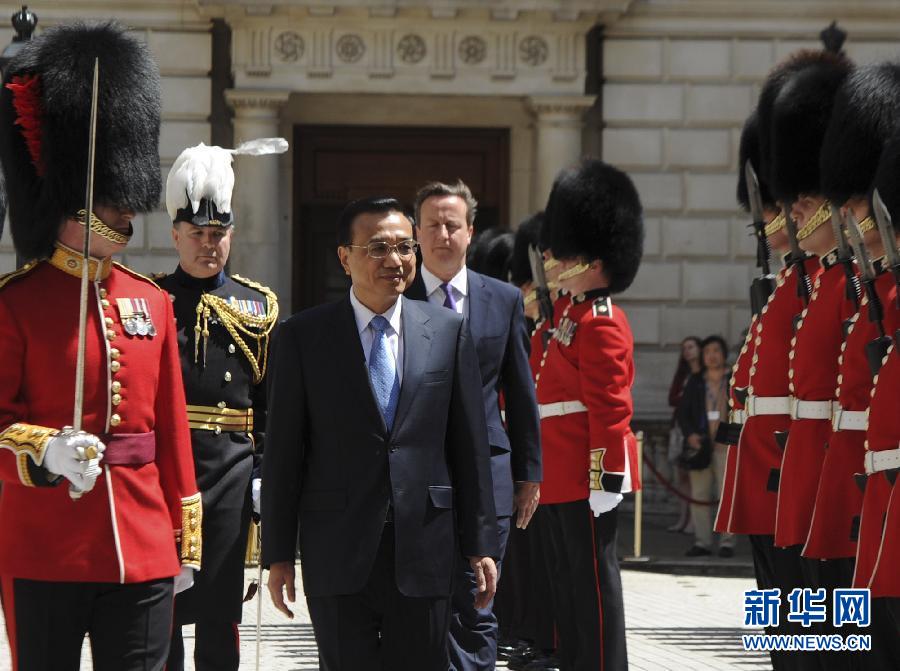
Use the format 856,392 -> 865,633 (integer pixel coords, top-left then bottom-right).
701,335 -> 729,361
336,196 -> 408,246
414,179 -> 477,227
673,336 -> 702,380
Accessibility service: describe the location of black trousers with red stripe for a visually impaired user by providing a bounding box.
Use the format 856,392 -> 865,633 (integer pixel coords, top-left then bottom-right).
0,576 -> 173,671
167,620 -> 240,671
542,500 -> 627,671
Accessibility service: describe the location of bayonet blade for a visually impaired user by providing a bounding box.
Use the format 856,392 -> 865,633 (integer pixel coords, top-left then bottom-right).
845,210 -> 876,283
873,189 -> 900,271
830,204 -> 851,260
745,160 -> 765,227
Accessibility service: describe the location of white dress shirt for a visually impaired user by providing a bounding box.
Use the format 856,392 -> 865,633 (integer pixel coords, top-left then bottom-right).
349,287 -> 403,383
420,264 -> 468,317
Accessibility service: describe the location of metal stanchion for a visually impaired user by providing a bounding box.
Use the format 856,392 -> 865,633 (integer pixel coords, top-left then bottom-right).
624,431 -> 650,563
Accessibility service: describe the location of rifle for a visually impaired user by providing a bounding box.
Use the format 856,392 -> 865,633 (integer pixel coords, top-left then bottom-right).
830,204 -> 861,311
783,205 -> 811,306
745,161 -> 775,315
845,211 -> 891,376
528,244 -> 554,327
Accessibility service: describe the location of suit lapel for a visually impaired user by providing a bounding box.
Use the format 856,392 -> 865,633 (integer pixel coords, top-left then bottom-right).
333,297 -> 388,434
390,296 -> 431,438
466,269 -> 491,340
404,265 -> 428,301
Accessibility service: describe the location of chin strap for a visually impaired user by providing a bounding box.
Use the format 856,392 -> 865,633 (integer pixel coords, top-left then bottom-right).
77,209 -> 131,245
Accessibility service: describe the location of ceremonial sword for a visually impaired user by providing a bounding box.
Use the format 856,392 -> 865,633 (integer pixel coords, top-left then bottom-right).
68,58 -> 100,500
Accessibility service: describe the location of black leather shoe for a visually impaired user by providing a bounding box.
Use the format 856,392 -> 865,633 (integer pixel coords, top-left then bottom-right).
506,648 -> 541,671
718,546 -> 734,558
498,639 -> 531,661
685,544 -> 712,557
523,655 -> 562,671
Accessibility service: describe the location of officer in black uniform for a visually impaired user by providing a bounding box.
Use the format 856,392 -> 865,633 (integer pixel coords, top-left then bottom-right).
158,140 -> 284,671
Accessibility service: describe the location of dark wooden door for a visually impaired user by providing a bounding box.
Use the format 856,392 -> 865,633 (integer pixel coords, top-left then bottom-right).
292,125 -> 509,311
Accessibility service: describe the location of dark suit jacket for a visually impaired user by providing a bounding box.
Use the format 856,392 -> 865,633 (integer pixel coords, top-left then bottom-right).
261,295 -> 499,598
406,268 -> 542,517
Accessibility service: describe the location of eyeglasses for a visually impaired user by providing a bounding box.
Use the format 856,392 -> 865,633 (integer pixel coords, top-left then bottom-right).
345,239 -> 419,259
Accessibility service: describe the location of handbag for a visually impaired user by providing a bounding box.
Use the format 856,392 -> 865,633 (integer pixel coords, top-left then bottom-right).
679,434 -> 712,471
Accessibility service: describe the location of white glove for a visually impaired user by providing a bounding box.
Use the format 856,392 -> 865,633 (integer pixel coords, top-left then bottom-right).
251,478 -> 262,515
589,490 -> 623,517
43,430 -> 106,493
174,566 -> 196,594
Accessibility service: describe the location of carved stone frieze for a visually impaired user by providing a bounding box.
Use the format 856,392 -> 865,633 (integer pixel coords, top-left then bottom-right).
397,34 -> 427,63
274,31 -> 304,62
519,35 -> 549,66
335,34 -> 365,63
458,35 -> 487,65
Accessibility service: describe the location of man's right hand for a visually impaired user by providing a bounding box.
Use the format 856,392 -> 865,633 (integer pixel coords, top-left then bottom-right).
686,433 -> 702,450
43,430 -> 106,492
267,561 -> 296,619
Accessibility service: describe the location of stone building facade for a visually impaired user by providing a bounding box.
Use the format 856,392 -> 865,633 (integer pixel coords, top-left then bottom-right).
1,0 -> 898,419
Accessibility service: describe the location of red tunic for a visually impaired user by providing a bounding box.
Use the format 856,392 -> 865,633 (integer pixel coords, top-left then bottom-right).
714,315 -> 757,534
727,259 -> 821,535
776,258 -> 857,548
804,272 -> 896,559
0,247 -> 200,583
536,292 -> 639,504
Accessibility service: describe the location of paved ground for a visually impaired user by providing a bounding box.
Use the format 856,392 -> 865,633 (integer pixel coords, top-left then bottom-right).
0,567 -> 769,670
0,489 -> 775,669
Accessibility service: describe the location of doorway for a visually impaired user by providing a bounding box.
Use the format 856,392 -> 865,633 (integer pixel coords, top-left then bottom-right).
292,125 -> 509,311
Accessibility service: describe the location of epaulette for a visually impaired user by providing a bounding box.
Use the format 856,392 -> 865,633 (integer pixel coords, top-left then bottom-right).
0,260 -> 39,291
232,274 -> 278,316
112,262 -> 163,291
592,295 -> 613,318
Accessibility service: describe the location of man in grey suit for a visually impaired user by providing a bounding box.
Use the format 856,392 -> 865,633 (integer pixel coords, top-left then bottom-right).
262,197 -> 499,671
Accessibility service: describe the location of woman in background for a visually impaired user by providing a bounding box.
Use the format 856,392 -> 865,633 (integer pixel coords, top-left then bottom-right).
666,336 -> 701,533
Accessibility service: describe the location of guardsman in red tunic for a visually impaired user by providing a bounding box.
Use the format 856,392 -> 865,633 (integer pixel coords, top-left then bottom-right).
801,62 -> 900,670
715,112 -> 776,555
536,159 -> 642,671
854,129 -> 900,659
0,23 -> 200,670
767,51 -> 855,550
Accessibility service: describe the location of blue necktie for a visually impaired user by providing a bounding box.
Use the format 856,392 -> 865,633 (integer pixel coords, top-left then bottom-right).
368,316 -> 400,431
440,282 -> 457,312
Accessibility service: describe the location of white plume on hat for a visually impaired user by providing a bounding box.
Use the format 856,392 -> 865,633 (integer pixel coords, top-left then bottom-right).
165,138 -> 288,220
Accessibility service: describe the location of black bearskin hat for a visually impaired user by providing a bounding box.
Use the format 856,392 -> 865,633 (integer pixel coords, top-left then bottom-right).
0,21 -> 161,260
481,231 -> 514,282
770,51 -> 853,203
510,211 -> 543,286
546,159 -> 644,294
757,50 -> 850,196
737,111 -> 776,213
820,62 -> 900,205
873,128 -> 900,232
466,227 -> 503,271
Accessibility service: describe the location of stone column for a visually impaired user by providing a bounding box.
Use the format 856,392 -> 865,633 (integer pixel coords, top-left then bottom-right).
527,96 -> 596,211
224,89 -> 291,295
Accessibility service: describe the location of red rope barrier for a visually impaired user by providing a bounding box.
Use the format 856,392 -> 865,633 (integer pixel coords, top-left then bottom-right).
641,449 -> 718,506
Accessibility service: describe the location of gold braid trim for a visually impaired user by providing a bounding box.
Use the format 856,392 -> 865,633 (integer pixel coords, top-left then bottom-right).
194,276 -> 279,384
764,212 -> 786,237
112,262 -> 163,291
0,261 -> 38,291
0,423 -> 60,487
796,200 -> 831,241
180,493 -> 203,568
589,448 -> 606,491
858,216 -> 876,235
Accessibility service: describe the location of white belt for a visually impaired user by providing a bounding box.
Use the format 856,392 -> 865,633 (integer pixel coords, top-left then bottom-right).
790,398 -> 833,420
831,407 -> 868,432
539,400 -> 588,419
729,409 -> 747,425
746,395 -> 791,417
864,447 -> 900,475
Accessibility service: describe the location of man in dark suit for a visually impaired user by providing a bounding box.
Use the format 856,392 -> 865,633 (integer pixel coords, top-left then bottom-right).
262,197 -> 499,671
406,180 -> 542,671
